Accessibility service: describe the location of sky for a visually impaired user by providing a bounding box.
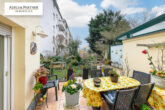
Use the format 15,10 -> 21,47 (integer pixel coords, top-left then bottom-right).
57,0 -> 165,49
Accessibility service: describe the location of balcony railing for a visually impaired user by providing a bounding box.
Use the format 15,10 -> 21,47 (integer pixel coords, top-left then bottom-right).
58,20 -> 65,32
57,31 -> 65,41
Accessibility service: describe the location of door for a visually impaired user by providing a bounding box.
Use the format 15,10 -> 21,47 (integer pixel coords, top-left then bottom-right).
0,36 -> 4,110
0,35 -> 11,110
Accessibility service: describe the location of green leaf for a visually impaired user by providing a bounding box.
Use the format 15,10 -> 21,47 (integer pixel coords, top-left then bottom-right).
141,104 -> 151,110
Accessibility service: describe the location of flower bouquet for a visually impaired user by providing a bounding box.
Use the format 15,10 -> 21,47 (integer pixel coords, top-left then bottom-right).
142,49 -> 165,88
62,74 -> 82,106
142,50 -> 165,78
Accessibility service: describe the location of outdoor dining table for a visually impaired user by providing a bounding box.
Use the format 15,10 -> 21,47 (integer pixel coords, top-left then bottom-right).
82,76 -> 141,107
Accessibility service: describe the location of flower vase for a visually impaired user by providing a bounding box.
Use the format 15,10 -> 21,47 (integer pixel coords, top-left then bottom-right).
110,76 -> 118,83
151,75 -> 165,89
65,91 -> 80,106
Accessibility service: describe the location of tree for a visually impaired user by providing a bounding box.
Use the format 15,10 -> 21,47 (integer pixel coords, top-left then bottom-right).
101,15 -> 130,44
67,38 -> 81,56
86,10 -> 131,56
128,11 -> 155,28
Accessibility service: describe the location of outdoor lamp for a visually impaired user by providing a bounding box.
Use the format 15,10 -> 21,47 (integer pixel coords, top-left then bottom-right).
32,26 -> 48,38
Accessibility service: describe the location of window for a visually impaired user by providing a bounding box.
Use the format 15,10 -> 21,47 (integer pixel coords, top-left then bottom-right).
53,13 -> 55,21
53,25 -> 55,33
53,47 -> 55,52
56,14 -> 58,19
53,36 -> 55,44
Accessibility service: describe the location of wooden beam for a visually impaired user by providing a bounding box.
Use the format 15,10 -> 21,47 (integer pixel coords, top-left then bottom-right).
137,43 -> 165,48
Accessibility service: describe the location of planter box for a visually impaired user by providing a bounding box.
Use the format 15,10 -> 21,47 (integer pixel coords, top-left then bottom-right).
65,91 -> 80,106
151,75 -> 165,89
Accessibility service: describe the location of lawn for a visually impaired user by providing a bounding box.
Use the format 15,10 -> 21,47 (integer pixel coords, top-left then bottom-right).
49,66 -> 83,81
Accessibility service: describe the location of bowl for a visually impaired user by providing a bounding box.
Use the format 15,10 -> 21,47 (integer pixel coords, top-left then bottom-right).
94,83 -> 101,87
93,78 -> 101,83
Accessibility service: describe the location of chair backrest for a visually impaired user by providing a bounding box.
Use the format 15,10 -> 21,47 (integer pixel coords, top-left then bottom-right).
114,88 -> 138,110
104,68 -> 112,76
133,70 -> 151,84
134,83 -> 155,107
90,69 -> 102,78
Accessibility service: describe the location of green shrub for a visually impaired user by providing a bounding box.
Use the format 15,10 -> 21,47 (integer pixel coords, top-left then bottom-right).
33,82 -> 43,91
141,104 -> 151,110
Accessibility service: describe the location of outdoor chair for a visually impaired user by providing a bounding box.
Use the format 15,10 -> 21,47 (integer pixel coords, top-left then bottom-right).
83,68 -> 89,79
102,87 -> 138,110
132,70 -> 151,84
134,83 -> 155,109
90,69 -> 102,78
91,65 -> 97,70
42,74 -> 59,101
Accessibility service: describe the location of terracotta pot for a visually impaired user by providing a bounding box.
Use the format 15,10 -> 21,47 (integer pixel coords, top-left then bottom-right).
110,76 -> 118,83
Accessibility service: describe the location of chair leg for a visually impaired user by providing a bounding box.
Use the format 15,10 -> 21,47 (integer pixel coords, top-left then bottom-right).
46,92 -> 48,108
58,83 -> 60,90
55,86 -> 58,101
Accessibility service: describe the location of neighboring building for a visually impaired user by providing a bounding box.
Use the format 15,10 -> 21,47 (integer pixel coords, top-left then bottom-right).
40,0 -> 72,56
0,0 -> 72,110
114,13 -> 165,76
79,46 -> 88,59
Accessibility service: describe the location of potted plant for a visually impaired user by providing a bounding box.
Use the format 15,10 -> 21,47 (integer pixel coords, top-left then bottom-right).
62,74 -> 82,106
109,70 -> 119,83
150,69 -> 165,88
38,95 -> 47,104
33,82 -> 43,94
142,49 -> 165,88
34,67 -> 49,85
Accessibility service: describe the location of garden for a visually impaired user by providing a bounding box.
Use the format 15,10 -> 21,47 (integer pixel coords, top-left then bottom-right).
32,10 -> 165,110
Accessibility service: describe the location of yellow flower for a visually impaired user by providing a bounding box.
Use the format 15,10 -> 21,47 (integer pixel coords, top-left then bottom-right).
64,82 -> 68,87
159,71 -> 163,73
149,69 -> 154,73
101,68 -> 104,72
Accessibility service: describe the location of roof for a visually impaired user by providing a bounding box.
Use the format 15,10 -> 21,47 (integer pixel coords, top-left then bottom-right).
53,0 -> 63,19
115,13 -> 165,41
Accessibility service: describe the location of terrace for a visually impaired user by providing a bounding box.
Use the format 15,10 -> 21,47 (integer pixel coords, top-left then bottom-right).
31,59 -> 165,110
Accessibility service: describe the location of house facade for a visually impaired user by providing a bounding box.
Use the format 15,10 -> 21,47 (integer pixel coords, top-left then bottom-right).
40,0 -> 72,57
115,14 -> 165,76
0,0 -> 72,110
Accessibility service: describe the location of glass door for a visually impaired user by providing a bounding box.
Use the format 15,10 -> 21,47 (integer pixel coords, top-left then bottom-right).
0,35 -> 11,110
0,36 -> 4,110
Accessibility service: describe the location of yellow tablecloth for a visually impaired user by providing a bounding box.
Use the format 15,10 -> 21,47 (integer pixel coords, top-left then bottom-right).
148,87 -> 165,110
82,76 -> 140,107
